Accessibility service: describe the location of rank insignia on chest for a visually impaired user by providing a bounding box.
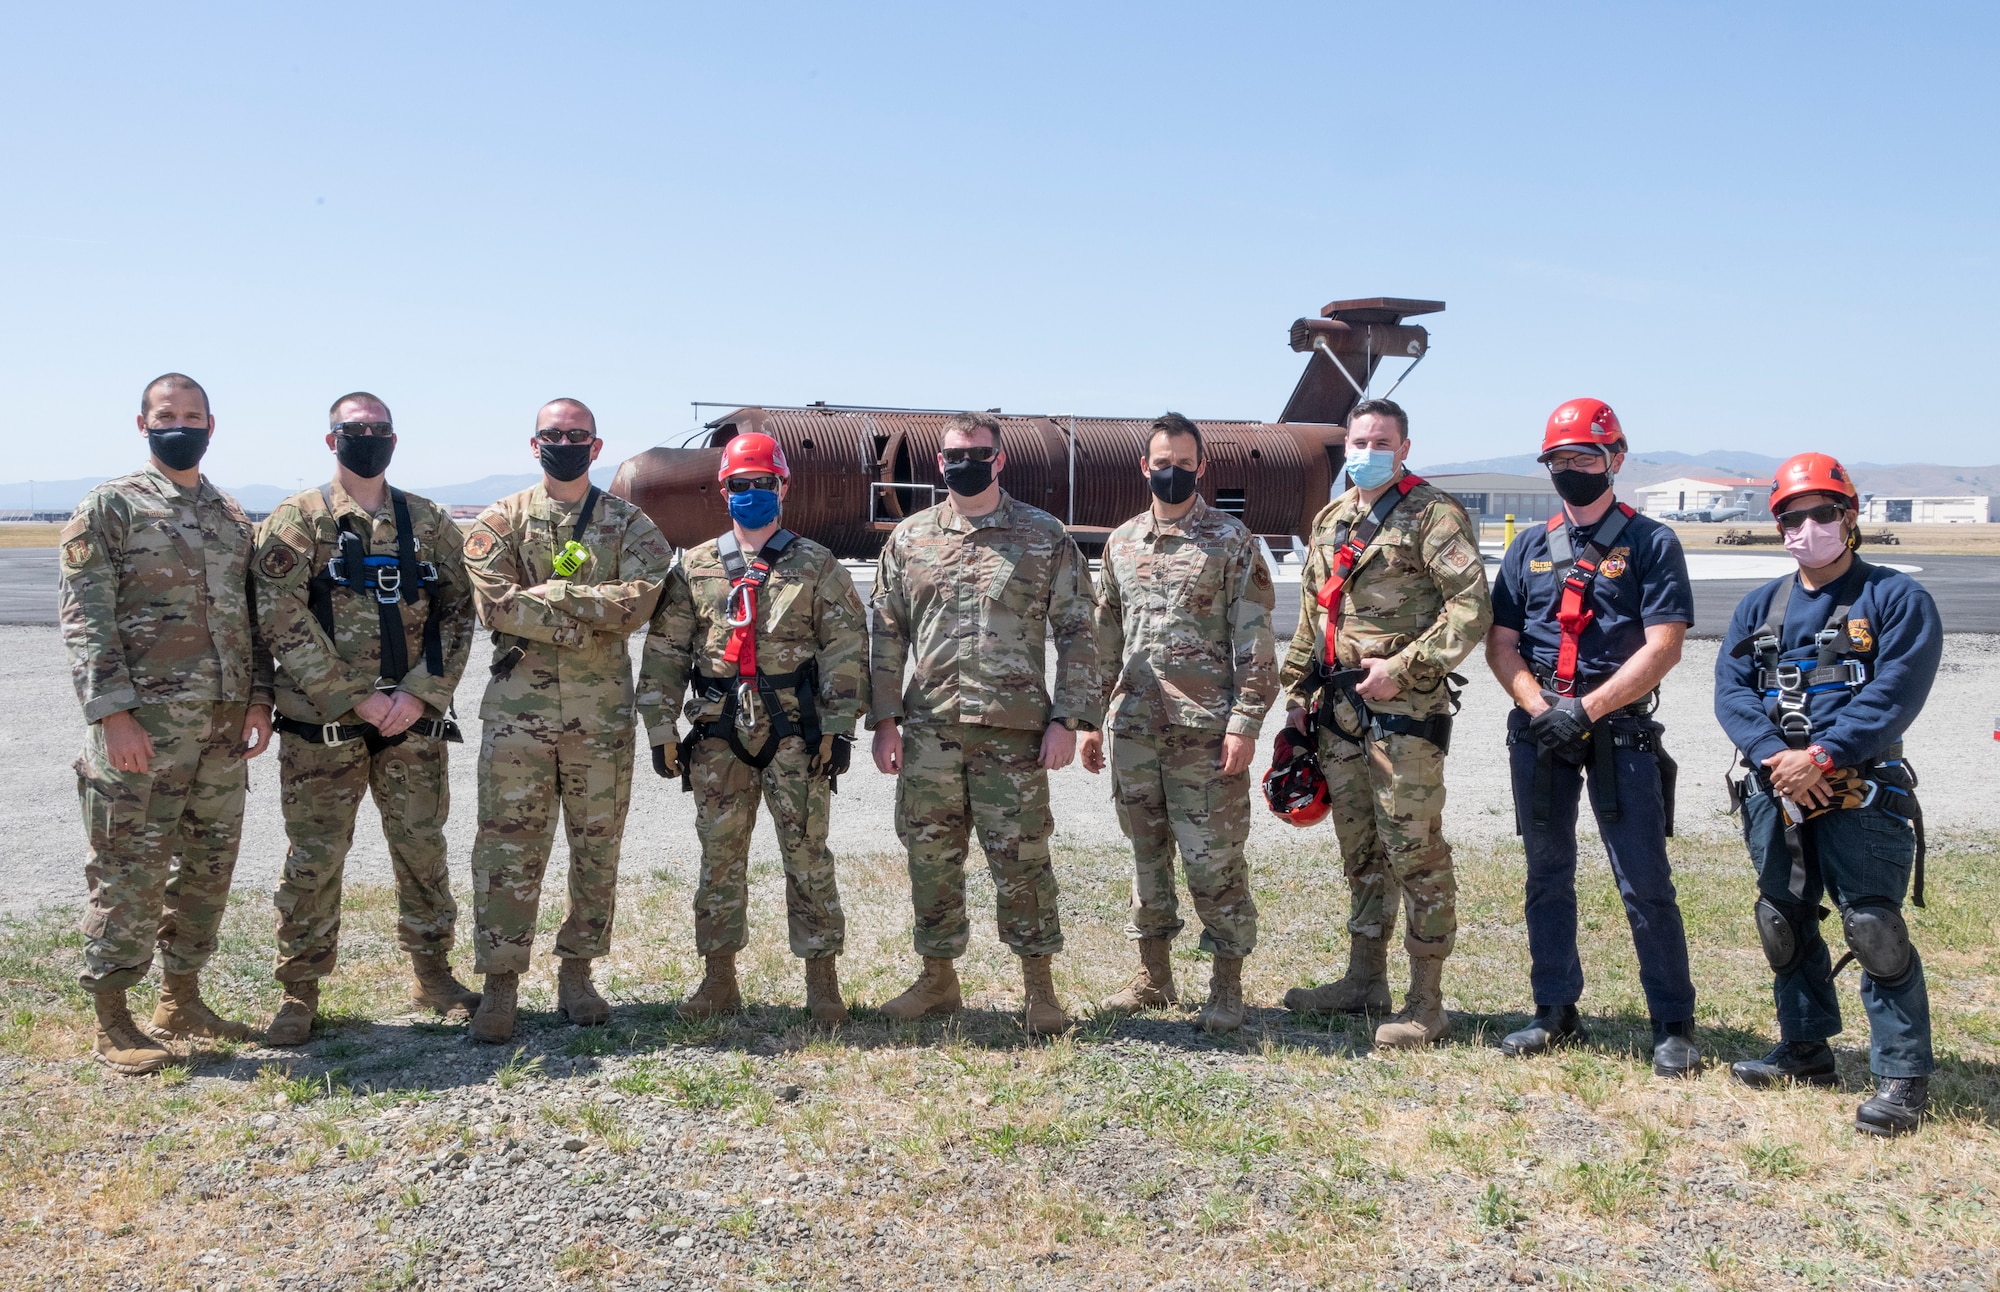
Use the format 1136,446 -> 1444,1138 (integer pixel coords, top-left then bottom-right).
464,531 -> 497,561
1599,551 -> 1628,578
1848,617 -> 1874,652
1529,559 -> 1553,574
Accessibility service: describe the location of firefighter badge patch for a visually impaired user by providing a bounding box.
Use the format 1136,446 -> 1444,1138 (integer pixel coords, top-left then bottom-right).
1600,549 -> 1629,578
1848,617 -> 1874,652
464,530 -> 497,561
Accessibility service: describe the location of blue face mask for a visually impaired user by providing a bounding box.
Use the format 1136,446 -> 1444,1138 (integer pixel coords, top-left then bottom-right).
727,487 -> 781,529
1346,447 -> 1399,491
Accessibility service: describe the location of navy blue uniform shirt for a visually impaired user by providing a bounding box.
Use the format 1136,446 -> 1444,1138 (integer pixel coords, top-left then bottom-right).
1713,558 -> 1941,770
1492,505 -> 1694,691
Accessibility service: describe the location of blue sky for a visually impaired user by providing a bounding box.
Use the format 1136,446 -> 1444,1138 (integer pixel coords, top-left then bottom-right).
5,2 -> 1996,489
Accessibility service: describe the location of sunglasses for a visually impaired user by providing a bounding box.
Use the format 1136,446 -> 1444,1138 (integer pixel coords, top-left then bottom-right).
940,446 -> 998,464
724,474 -> 781,494
1777,503 -> 1849,530
535,427 -> 596,445
333,420 -> 394,438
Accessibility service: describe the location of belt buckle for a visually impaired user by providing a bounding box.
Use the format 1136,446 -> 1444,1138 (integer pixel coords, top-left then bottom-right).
1840,658 -> 1868,688
1548,675 -> 1577,697
327,555 -> 348,584
321,723 -> 347,746
1853,777 -> 1881,811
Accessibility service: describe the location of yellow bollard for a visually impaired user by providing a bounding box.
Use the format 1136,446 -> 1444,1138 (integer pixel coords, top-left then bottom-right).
1504,514 -> 1516,548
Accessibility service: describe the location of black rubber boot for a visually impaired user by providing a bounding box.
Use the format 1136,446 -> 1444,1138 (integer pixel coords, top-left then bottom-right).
1500,1004 -> 1585,1057
1730,1039 -> 1837,1089
1855,1075 -> 1928,1137
1651,1018 -> 1702,1078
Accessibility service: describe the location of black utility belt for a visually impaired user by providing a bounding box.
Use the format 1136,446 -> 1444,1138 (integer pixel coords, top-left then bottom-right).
274,714 -> 462,748
1531,676 -> 1658,718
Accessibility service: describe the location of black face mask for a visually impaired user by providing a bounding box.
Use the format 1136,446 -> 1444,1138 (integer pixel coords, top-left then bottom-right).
540,442 -> 594,483
1551,468 -> 1612,507
148,426 -> 210,472
335,432 -> 396,479
942,457 -> 994,497
1148,464 -> 1198,505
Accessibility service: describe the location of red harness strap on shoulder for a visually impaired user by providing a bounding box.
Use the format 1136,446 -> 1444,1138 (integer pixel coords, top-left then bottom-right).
722,557 -> 773,678
1547,503 -> 1635,695
1316,474 -> 1424,666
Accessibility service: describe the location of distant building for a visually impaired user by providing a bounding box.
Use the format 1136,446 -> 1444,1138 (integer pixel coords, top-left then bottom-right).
1427,472 -> 1564,523
1634,475 -> 1772,520
1861,495 -> 1992,524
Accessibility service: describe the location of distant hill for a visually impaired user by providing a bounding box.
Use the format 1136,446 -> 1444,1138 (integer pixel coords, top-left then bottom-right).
1,467 -> 620,515
1419,451 -> 2000,498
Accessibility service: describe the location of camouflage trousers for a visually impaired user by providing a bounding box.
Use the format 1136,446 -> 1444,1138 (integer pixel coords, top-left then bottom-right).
1111,726 -> 1258,958
470,709 -> 633,974
74,701 -> 248,993
1316,723 -> 1457,957
688,732 -> 845,959
272,729 -> 457,983
896,722 -> 1061,958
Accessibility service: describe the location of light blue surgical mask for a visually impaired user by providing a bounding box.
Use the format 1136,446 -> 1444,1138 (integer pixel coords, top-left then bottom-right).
1346,447 -> 1399,491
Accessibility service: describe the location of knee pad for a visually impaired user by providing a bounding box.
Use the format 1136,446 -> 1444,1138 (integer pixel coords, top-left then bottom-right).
1754,896 -> 1821,975
1840,900 -> 1914,985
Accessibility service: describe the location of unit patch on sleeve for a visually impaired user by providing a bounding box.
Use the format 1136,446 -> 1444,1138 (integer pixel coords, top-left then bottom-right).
259,543 -> 299,579
1437,538 -> 1476,576
1848,617 -> 1874,652
464,530 -> 498,561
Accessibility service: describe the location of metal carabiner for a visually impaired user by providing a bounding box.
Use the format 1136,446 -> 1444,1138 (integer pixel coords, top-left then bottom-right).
735,679 -> 760,732
726,583 -> 756,629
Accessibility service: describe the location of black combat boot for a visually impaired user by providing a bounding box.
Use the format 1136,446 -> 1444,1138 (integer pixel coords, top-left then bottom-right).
1855,1075 -> 1928,1137
1730,1039 -> 1837,1089
1499,1004 -> 1584,1057
1651,1018 -> 1702,1078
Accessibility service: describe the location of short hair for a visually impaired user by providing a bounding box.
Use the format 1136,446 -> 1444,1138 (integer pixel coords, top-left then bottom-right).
140,372 -> 209,418
1347,398 -> 1409,439
537,397 -> 597,433
1147,411 -> 1204,463
943,410 -> 1002,448
328,391 -> 392,425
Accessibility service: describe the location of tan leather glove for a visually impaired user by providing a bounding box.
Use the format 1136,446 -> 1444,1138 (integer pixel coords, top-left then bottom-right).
651,741 -> 681,779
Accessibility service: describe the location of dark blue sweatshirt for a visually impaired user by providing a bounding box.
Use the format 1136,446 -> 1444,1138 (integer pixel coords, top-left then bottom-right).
1713,558 -> 1942,769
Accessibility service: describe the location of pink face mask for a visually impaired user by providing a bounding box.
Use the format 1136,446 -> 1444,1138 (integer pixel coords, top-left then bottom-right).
1783,517 -> 1849,568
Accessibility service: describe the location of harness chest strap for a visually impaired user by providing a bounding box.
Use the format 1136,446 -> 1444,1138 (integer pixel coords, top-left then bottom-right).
1315,473 -> 1424,666
689,529 -> 828,774
718,528 -> 798,678
1544,502 -> 1635,696
307,484 -> 445,684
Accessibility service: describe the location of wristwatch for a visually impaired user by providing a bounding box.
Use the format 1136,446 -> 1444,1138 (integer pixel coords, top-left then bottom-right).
1806,744 -> 1835,773
1059,717 -> 1096,733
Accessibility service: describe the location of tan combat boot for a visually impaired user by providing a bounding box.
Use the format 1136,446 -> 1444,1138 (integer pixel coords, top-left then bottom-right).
803,956 -> 849,1026
1197,955 -> 1246,1035
149,970 -> 254,1042
92,990 -> 173,1076
410,951 -> 481,1017
681,953 -> 742,1020
879,957 -> 962,1022
1099,937 -> 1177,1013
1021,954 -> 1069,1037
557,958 -> 611,1027
1374,954 -> 1451,1050
470,972 -> 518,1043
1282,931 -> 1392,1016
264,981 -> 319,1048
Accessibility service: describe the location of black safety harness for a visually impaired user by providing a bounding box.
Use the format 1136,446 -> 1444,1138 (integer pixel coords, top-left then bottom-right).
489,486 -> 600,683
1296,481 -> 1461,754
277,485 -> 460,751
1727,559 -> 1926,905
1504,505 -> 1678,833
674,529 -> 844,790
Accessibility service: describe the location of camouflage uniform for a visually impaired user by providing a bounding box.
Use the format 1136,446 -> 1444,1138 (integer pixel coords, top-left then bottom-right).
1279,473 -> 1492,956
253,482 -> 477,982
58,467 -> 273,993
638,533 -> 867,958
463,484 -> 674,975
870,491 -> 1101,958
1096,496 -> 1276,958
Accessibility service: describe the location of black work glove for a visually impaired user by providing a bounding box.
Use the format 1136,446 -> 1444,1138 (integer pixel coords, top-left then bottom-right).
1529,693 -> 1593,764
810,733 -> 853,780
652,741 -> 680,779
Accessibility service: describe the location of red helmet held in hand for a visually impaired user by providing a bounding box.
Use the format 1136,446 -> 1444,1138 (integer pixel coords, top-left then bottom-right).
1263,727 -> 1331,827
1540,398 -> 1626,459
717,432 -> 790,482
1769,452 -> 1858,514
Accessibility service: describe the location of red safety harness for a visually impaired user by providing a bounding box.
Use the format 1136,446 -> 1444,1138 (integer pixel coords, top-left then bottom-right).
1315,473 -> 1424,666
720,528 -> 795,680
1545,503 -> 1634,696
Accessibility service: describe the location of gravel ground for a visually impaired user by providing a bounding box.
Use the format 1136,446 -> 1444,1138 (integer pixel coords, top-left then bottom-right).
7,624 -> 1999,916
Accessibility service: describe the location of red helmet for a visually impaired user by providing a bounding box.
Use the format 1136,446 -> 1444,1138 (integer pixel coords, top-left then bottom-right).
717,432 -> 790,482
1262,728 -> 1331,827
1770,452 -> 1858,514
1540,398 -> 1626,460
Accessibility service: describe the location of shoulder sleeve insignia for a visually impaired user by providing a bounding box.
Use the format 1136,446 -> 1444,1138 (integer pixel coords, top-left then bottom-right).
61,536 -> 94,572
1600,551 -> 1628,579
1437,538 -> 1477,576
1250,558 -> 1272,590
258,543 -> 299,580
1847,617 -> 1874,652
464,530 -> 498,562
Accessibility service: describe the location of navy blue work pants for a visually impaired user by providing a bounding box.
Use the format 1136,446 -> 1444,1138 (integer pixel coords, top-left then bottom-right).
1506,708 -> 1697,1023
1740,779 -> 1933,1077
